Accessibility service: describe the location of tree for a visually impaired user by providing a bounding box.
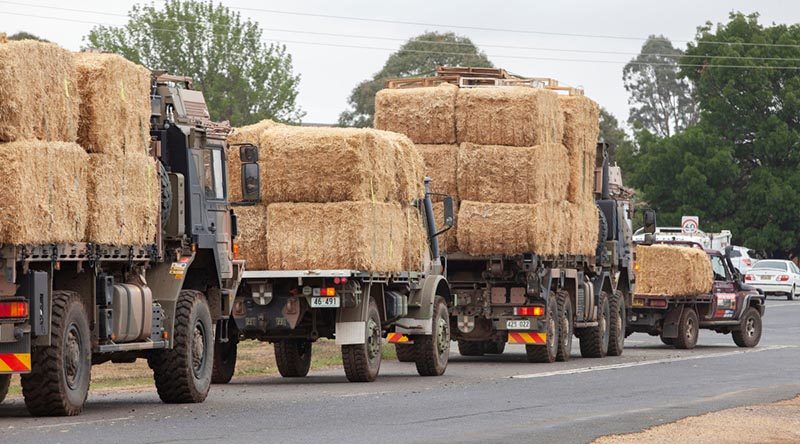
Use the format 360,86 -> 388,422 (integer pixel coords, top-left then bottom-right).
623,35 -> 697,137
8,32 -> 47,41
338,32 -> 492,127
85,0 -> 303,125
598,108 -> 634,165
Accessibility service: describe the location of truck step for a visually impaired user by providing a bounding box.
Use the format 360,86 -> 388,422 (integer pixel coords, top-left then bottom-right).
96,340 -> 168,353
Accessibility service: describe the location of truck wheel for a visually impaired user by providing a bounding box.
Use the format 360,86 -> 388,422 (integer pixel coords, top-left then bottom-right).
342,297 -> 382,382
556,291 -> 573,362
148,290 -> 213,403
395,344 -> 416,362
274,339 -> 312,377
211,320 -> 238,384
578,291 -> 610,358
484,340 -> 506,355
660,335 -> 676,346
414,296 -> 450,376
457,340 -> 485,356
0,374 -> 9,404
733,307 -> 762,348
675,307 -> 699,350
526,294 -> 559,363
607,291 -> 625,357
21,291 -> 91,416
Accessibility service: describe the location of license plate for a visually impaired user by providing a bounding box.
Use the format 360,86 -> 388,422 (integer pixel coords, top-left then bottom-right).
506,319 -> 531,330
760,275 -> 772,280
310,296 -> 340,308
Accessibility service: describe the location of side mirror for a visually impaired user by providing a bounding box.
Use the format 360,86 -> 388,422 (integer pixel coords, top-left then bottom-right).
643,209 -> 656,234
239,144 -> 259,163
241,163 -> 261,202
443,196 -> 455,228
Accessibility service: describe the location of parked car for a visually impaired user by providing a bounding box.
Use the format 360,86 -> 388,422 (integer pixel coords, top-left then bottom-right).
745,259 -> 800,300
729,246 -> 758,274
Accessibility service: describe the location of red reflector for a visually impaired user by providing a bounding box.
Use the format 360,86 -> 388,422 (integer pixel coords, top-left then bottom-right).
340,277 -> 348,284
649,299 -> 668,308
333,277 -> 341,285
514,306 -> 544,316
777,275 -> 790,282
0,301 -> 28,318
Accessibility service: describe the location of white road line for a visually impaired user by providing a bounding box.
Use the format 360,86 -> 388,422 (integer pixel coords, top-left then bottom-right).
766,302 -> 800,308
511,345 -> 796,379
15,416 -> 136,430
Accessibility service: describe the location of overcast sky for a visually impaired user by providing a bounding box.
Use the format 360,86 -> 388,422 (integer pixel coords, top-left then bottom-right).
3,1 -> 799,128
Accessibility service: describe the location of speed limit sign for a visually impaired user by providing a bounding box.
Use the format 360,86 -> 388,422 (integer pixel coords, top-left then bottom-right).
681,216 -> 699,234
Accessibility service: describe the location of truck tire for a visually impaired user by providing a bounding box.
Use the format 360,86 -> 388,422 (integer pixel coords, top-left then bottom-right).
733,307 -> 762,348
395,344 -> 416,362
211,320 -> 238,384
484,340 -> 506,355
660,335 -> 676,346
414,296 -> 450,376
274,339 -> 312,378
457,340 -> 485,357
21,291 -> 91,416
342,297 -> 382,382
675,307 -> 699,350
526,294 -> 559,363
159,161 -> 172,231
0,374 -> 9,404
556,291 -> 573,362
578,291 -> 610,358
148,290 -> 213,403
607,291 -> 626,357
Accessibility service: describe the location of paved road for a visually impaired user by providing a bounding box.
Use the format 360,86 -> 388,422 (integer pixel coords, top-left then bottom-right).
2,299 -> 799,443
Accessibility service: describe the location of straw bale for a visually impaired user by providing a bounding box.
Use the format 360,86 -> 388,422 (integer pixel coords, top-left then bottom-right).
260,126 -> 416,203
86,153 -> 158,245
567,201 -> 599,256
0,33 -> 7,44
403,206 -> 429,271
559,95 -> 600,203
0,141 -> 88,244
0,40 -> 80,142
383,132 -> 425,203
455,87 -> 563,146
226,119 -> 282,202
457,143 -> 569,204
417,144 -> 458,198
234,204 -> 269,270
636,245 -> 714,296
73,52 -> 151,155
266,202 -> 407,272
374,84 -> 457,144
433,201 -> 458,253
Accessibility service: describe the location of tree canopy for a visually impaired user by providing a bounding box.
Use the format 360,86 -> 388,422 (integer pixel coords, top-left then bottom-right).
85,0 -> 303,125
338,32 -> 492,127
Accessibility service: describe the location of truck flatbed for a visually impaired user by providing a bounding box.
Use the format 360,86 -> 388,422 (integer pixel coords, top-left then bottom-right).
242,269 -> 420,280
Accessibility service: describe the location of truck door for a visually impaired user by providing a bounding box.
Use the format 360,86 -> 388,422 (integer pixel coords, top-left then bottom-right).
711,255 -> 736,321
200,143 -> 234,280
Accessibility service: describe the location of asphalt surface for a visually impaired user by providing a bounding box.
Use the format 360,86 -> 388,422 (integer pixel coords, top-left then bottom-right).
1,298 -> 799,444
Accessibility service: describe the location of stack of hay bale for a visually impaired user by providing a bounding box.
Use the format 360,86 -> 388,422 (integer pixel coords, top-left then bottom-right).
636,245 -> 714,296
228,123 -> 428,272
0,37 -> 157,246
374,78 -> 600,257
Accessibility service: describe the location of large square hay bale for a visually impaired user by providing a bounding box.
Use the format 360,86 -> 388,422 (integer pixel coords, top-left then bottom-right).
0,141 -> 88,244
0,40 -> 80,143
385,132 -> 425,204
74,53 -> 151,155
455,87 -> 563,146
374,84 -> 457,144
266,202 -> 409,272
559,95 -> 600,203
86,153 -> 158,245
636,245 -> 714,296
260,126 -> 421,204
234,204 -> 269,270
457,143 -> 569,204
226,119 -> 282,202
403,206 -> 429,271
417,144 -> 458,198
567,201 -> 599,256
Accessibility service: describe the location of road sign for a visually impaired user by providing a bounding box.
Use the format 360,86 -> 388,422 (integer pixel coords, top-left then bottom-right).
681,216 -> 699,234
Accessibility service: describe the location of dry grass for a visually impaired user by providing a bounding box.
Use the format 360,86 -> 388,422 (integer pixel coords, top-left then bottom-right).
636,245 -> 714,296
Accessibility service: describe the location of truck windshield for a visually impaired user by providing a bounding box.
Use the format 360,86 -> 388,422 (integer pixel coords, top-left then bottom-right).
752,260 -> 788,271
710,256 -> 727,281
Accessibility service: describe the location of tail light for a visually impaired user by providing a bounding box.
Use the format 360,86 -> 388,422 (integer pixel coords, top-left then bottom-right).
232,242 -> 241,259
514,306 -> 544,316
0,301 -> 28,319
745,274 -> 754,281
742,258 -> 752,266
777,275 -> 790,282
333,277 -> 348,285
313,287 -> 336,296
649,298 -> 668,308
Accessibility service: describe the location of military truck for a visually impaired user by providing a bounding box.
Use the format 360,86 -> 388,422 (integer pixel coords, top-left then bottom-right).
0,72 -> 256,416
213,180 -> 454,383
447,143 -> 634,362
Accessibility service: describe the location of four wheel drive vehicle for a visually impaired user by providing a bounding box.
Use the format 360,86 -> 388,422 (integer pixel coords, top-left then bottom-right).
745,259 -> 800,300
627,243 -> 765,349
216,182 -> 455,383
0,72 -> 257,416
448,143 -> 633,363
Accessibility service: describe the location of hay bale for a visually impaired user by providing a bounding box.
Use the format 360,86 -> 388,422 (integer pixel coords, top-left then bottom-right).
384,132 -> 425,203
403,206 -> 429,271
234,204 -> 269,270
266,202 -> 408,272
457,143 -> 569,204
260,126 -> 419,204
0,33 -> 7,44
559,95 -> 600,203
433,201 -> 458,253
374,84 -> 457,144
0,40 -> 80,142
636,245 -> 714,296
417,144 -> 458,198
568,201 -> 599,256
226,119 -> 282,202
0,141 -> 88,244
455,86 -> 563,146
86,153 -> 158,245
74,52 -> 151,155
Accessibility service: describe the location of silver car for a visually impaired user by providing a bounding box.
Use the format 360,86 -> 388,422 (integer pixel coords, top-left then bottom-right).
745,259 -> 800,300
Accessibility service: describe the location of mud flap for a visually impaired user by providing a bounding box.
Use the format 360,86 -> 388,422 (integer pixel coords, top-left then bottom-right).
662,307 -> 683,339
335,282 -> 374,345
